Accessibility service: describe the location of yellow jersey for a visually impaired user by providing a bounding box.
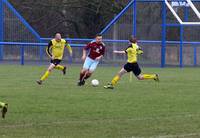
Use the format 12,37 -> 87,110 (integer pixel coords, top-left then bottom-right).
125,43 -> 143,63
46,39 -> 72,60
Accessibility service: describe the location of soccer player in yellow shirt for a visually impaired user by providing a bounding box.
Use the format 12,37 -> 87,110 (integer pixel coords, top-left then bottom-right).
104,36 -> 159,89
0,101 -> 8,118
37,33 -> 72,85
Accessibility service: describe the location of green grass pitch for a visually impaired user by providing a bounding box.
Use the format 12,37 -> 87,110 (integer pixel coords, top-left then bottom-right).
0,65 -> 200,138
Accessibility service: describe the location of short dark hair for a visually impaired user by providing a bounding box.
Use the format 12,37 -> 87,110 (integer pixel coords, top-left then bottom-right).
95,34 -> 102,38
129,36 -> 137,43
55,33 -> 62,36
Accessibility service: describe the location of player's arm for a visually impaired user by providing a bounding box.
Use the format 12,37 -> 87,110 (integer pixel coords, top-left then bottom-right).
96,46 -> 105,60
65,40 -> 73,57
82,43 -> 90,61
82,49 -> 87,61
95,55 -> 103,61
46,41 -> 53,59
113,44 -> 128,54
113,50 -> 126,54
137,45 -> 143,55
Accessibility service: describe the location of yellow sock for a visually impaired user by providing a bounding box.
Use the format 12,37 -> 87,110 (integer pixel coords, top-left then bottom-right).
55,65 -> 64,71
0,102 -> 5,108
143,74 -> 156,80
111,75 -> 120,86
40,71 -> 50,81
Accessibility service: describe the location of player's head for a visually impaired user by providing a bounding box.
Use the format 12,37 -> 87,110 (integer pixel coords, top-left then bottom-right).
55,33 -> 62,42
95,34 -> 103,44
129,36 -> 137,44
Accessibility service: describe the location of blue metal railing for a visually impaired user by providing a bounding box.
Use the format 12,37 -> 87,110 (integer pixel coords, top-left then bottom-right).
0,40 -> 199,66
98,0 -> 200,68
40,38 -> 200,45
0,42 -> 85,65
1,0 -> 200,67
0,0 -> 4,60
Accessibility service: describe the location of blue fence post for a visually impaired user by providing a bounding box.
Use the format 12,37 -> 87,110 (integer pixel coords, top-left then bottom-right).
181,6 -> 189,68
133,0 -> 137,37
161,1 -> 166,68
193,45 -> 197,66
179,25 -> 183,68
68,39 -> 72,64
20,46 -> 24,65
184,5 -> 197,66
184,6 -> 189,21
39,38 -> 43,63
0,0 -> 4,60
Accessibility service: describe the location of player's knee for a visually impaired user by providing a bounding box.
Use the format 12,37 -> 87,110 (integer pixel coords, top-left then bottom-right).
137,77 -> 142,80
48,68 -> 53,72
117,73 -> 122,77
48,67 -> 54,72
137,75 -> 143,80
81,69 -> 87,74
118,70 -> 125,77
87,72 -> 92,76
88,69 -> 94,73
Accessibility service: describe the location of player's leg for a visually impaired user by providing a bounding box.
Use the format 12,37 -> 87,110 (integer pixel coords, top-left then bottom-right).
104,67 -> 128,89
137,74 -> 159,81
54,64 -> 66,75
112,68 -> 127,85
79,69 -> 87,81
134,63 -> 159,81
41,63 -> 55,80
37,60 -> 57,85
78,57 -> 92,86
137,74 -> 156,80
0,101 -> 8,118
83,60 -> 99,81
37,63 -> 55,85
83,70 -> 92,81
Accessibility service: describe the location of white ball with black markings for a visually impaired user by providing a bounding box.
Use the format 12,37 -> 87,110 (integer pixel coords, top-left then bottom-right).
91,79 -> 99,87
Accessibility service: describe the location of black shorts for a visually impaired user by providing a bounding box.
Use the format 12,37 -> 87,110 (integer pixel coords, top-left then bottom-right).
50,59 -> 62,66
124,62 -> 141,76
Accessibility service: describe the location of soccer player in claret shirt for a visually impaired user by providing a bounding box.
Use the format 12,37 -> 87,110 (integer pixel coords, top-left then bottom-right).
78,34 -> 105,86
37,33 -> 72,85
104,36 -> 159,89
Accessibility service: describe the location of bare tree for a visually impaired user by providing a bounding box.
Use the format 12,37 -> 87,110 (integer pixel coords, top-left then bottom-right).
9,0 -> 128,38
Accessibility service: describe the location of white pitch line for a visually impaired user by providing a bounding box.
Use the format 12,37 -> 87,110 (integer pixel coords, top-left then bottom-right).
130,133 -> 200,138
156,133 -> 200,138
153,133 -> 200,138
0,113 -> 200,129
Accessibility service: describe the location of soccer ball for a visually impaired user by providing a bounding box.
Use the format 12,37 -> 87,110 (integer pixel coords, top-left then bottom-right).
91,79 -> 99,87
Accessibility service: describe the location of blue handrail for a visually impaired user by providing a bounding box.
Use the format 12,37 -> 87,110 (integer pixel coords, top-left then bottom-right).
1,40 -> 200,46
39,38 -> 200,45
0,42 -> 85,47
